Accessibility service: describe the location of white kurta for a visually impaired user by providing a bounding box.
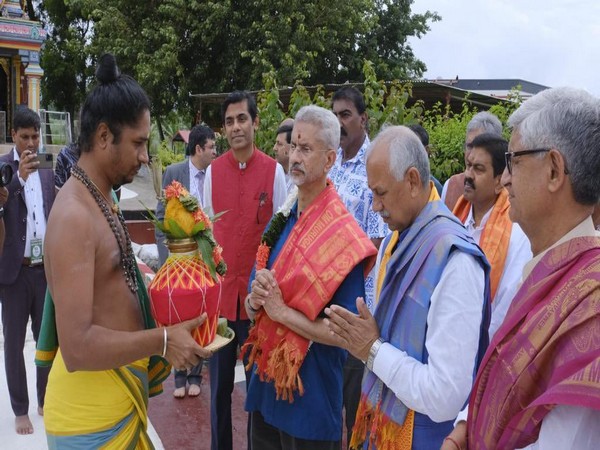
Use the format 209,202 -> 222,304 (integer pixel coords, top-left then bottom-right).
372,248 -> 486,422
463,205 -> 532,338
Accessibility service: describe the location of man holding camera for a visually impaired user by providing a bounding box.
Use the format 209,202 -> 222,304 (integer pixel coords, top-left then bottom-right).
0,106 -> 55,435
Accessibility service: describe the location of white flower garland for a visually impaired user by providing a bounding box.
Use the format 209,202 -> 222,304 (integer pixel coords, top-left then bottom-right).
276,185 -> 298,218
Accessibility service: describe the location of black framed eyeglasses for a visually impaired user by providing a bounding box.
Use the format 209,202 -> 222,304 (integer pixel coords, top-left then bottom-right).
504,148 -> 550,175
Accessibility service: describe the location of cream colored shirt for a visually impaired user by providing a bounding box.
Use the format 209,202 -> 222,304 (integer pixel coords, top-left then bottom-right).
464,205 -> 532,338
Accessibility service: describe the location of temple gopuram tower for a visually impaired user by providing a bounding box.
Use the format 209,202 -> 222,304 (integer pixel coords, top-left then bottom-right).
0,0 -> 45,141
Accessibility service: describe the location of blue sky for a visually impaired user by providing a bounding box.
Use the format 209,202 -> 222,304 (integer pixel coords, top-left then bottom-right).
409,0 -> 600,95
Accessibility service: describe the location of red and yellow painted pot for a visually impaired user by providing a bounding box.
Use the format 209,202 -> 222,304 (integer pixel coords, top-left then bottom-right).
149,238 -> 222,346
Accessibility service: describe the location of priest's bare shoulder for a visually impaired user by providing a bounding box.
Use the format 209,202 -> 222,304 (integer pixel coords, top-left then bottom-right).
43,57 -> 209,375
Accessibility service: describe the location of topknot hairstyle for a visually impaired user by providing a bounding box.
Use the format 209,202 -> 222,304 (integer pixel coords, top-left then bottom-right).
95,53 -> 121,83
79,53 -> 151,153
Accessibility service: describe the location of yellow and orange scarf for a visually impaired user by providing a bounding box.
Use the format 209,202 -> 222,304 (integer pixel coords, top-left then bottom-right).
453,189 -> 512,301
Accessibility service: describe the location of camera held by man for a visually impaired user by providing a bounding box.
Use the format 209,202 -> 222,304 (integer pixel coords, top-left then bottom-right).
0,161 -> 14,188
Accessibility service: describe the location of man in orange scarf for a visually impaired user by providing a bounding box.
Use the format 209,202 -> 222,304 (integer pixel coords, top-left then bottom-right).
452,133 -> 531,338
442,112 -> 503,210
242,105 -> 377,450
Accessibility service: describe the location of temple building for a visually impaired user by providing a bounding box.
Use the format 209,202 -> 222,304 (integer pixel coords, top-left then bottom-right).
0,0 -> 45,142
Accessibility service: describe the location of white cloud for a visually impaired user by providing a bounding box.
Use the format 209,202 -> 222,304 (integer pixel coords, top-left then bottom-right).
409,0 -> 600,95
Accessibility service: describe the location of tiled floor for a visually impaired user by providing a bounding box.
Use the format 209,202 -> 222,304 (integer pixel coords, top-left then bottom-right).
149,362 -> 249,450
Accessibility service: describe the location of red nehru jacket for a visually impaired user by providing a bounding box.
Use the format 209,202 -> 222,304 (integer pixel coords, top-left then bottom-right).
210,148 -> 276,321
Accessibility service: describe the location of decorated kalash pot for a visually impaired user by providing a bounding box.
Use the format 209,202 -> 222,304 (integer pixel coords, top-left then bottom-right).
147,180 -> 232,350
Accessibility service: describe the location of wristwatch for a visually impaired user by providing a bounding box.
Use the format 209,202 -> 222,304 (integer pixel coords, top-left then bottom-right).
366,338 -> 384,372
0,207 -> 4,219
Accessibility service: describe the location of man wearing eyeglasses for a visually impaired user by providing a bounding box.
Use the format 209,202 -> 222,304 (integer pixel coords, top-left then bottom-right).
451,133 -> 531,339
243,105 -> 377,450
448,87 -> 600,450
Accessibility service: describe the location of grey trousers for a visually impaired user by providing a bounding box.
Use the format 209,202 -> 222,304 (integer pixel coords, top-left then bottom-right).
174,359 -> 204,388
0,265 -> 50,416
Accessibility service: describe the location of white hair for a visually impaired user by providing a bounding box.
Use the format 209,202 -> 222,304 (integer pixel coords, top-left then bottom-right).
509,87 -> 600,205
294,105 -> 340,150
467,111 -> 503,137
367,125 -> 430,187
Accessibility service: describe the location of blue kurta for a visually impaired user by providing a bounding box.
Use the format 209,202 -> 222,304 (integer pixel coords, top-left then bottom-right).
245,202 -> 365,440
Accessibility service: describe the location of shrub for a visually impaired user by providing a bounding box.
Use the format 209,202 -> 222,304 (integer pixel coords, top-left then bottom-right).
155,139 -> 185,171
164,61 -> 522,183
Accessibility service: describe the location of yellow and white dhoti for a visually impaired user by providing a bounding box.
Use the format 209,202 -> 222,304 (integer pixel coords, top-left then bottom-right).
45,350 -> 154,449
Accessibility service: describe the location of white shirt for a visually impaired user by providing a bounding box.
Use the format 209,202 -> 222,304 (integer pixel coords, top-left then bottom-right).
15,149 -> 46,257
284,173 -> 295,195
372,249 -> 486,422
203,160 -> 287,217
463,205 -> 532,338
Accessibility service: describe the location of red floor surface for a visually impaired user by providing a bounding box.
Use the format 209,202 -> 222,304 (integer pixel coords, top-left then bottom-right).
149,364 -> 249,450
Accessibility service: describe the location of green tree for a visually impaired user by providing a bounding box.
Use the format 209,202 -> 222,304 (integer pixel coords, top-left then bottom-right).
89,1 -> 186,139
354,0 -> 440,81
39,0 -> 94,121
255,71 -> 286,154
37,0 -> 439,128
253,60 -> 425,154
423,92 -> 522,183
361,60 -> 423,132
233,0 -> 374,86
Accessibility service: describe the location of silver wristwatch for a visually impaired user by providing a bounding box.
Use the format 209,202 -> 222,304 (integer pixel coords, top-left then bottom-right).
366,338 -> 384,372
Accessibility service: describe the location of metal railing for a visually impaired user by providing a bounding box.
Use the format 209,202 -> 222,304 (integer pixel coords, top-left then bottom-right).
39,109 -> 72,146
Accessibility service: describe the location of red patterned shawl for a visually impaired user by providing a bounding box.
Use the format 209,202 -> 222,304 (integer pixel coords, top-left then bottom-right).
242,183 -> 377,402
